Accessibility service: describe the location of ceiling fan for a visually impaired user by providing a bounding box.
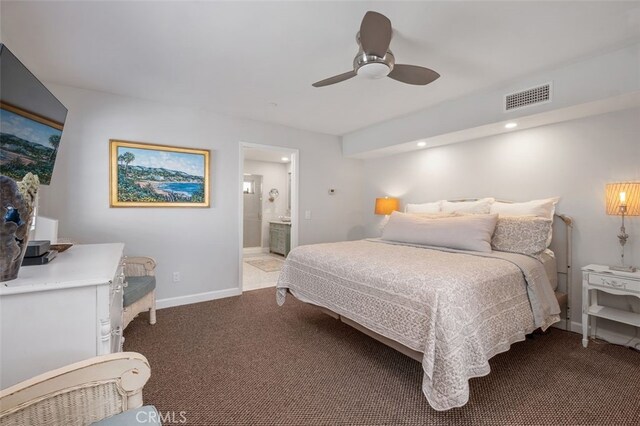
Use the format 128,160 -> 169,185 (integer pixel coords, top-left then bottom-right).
312,11 -> 440,88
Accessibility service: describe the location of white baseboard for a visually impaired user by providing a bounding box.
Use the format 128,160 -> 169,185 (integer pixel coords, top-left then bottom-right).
243,247 -> 268,255
156,288 -> 242,310
569,320 -> 640,348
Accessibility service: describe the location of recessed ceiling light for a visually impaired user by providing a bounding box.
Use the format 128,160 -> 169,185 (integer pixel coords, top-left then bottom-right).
417,141 -> 427,147
281,157 -> 289,162
505,122 -> 518,129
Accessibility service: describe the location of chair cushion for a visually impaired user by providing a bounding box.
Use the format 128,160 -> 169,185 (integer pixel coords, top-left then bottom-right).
91,406 -> 161,425
123,275 -> 156,307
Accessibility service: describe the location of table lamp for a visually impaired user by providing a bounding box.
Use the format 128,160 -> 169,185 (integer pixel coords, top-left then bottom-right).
606,182 -> 640,272
375,197 -> 400,215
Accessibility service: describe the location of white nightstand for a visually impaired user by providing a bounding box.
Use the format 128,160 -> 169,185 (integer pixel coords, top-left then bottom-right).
581,264 -> 640,348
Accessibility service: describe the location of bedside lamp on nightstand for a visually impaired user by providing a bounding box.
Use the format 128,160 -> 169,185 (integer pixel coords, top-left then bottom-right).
606,182 -> 640,272
375,197 -> 400,232
374,197 -> 400,216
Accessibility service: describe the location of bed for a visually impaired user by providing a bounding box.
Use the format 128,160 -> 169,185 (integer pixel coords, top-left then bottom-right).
276,202 -> 573,411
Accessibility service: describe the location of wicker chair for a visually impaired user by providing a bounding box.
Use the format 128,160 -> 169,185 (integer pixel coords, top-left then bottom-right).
0,352 -> 154,426
122,257 -> 157,329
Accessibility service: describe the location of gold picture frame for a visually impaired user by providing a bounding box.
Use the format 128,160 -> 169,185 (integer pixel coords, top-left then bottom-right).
109,139 -> 210,208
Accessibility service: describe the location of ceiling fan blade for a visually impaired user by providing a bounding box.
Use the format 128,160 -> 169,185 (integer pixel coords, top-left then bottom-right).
312,70 -> 357,87
359,11 -> 392,57
388,64 -> 440,85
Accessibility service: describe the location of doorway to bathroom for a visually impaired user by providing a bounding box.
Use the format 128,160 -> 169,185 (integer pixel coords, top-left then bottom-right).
239,143 -> 298,292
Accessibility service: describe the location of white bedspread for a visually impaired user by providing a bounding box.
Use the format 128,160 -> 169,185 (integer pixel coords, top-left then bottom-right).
276,239 -> 560,411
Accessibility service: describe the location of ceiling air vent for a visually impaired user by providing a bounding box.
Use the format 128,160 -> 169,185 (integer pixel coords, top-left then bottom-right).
504,83 -> 551,111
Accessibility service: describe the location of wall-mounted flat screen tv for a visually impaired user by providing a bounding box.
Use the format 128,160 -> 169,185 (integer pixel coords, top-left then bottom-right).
0,43 -> 67,185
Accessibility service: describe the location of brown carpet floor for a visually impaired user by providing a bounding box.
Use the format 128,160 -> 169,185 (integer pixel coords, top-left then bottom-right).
124,288 -> 640,425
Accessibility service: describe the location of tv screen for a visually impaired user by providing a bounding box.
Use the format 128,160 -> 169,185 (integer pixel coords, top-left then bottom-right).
0,44 -> 67,185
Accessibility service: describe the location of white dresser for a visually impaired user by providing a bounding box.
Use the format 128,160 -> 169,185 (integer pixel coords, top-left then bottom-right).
0,243 -> 125,389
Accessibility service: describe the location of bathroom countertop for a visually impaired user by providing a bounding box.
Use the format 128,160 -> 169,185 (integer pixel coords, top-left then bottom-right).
269,220 -> 292,226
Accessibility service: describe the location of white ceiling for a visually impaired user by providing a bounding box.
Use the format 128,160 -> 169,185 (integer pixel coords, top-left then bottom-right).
2,1 -> 639,136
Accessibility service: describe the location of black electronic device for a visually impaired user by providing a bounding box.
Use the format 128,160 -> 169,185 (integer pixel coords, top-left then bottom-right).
22,250 -> 58,266
25,240 -> 51,258
0,43 -> 68,185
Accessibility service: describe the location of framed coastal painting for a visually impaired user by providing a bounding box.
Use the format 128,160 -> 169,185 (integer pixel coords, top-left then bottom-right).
109,140 -> 210,207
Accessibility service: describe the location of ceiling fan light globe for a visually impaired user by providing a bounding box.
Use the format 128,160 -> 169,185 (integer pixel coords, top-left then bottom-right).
357,63 -> 391,79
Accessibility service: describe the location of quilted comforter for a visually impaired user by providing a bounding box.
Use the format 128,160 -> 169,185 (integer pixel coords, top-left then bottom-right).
276,239 -> 560,411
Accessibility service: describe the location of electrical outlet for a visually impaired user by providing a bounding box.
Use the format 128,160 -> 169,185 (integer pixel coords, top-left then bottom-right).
172,272 -> 181,282
305,210 -> 312,220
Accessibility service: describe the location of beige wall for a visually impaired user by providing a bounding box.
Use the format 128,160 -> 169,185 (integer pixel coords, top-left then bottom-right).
39,84 -> 364,303
361,108 -> 640,341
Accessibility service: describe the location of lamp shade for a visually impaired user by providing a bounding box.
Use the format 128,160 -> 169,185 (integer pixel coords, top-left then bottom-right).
606,182 -> 640,216
375,197 -> 400,215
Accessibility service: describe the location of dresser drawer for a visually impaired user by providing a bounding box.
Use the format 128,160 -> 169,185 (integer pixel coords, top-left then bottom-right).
588,273 -> 640,293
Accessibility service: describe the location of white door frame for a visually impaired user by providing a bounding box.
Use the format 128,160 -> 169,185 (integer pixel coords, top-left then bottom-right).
238,142 -> 299,292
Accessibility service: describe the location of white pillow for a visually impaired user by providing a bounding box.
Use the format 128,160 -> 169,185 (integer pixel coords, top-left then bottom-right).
441,198 -> 495,214
490,197 -> 560,246
405,201 -> 442,214
490,197 -> 560,220
381,211 -> 499,253
407,212 -> 458,219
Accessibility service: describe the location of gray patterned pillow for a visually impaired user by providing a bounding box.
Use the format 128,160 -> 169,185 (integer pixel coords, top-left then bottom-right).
491,216 -> 552,258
